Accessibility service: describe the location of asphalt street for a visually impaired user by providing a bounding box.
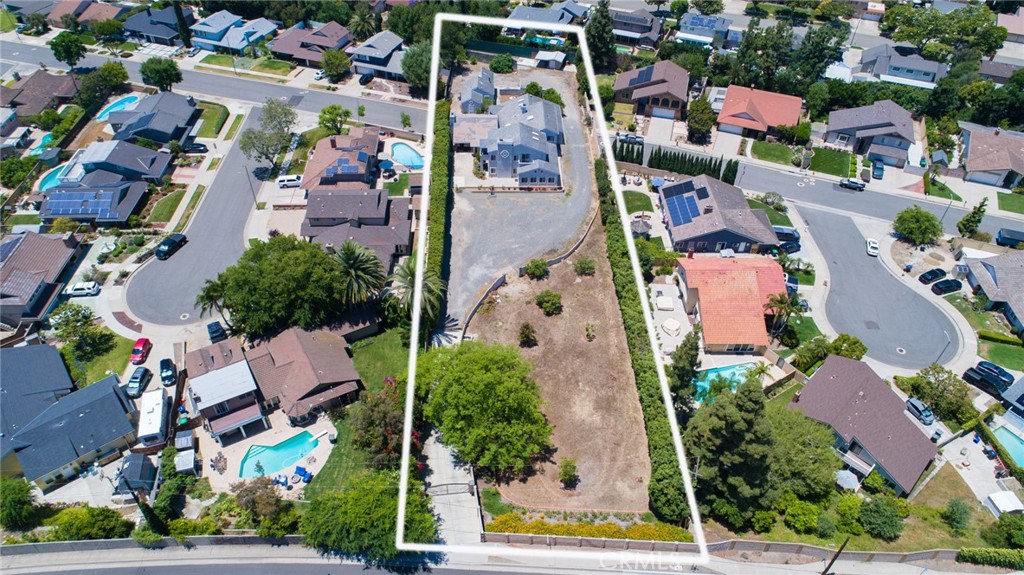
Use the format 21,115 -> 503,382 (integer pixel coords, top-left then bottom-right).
0,40 -> 427,133
801,206 -> 959,368
15,565 -> 506,575
124,110 -> 263,326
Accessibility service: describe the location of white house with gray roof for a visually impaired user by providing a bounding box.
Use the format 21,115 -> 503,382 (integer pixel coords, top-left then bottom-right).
825,100 -> 915,167
491,94 -> 564,145
351,30 -> 406,81
478,123 -> 561,187
858,45 -> 948,89
459,68 -> 495,113
190,10 -> 278,54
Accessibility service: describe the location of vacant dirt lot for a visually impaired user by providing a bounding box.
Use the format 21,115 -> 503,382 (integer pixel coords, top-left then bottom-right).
475,224 -> 651,512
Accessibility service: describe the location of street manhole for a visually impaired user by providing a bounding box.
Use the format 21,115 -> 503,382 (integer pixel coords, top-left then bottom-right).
180,313 -> 190,320
896,347 -> 906,355
865,321 -> 880,330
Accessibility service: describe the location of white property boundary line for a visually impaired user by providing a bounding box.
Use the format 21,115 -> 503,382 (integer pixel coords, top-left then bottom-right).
397,13 -> 708,565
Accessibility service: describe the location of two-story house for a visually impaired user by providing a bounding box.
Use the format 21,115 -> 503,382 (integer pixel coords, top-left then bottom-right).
270,20 -> 352,68
301,189 -> 412,272
611,8 -> 662,49
859,44 -> 948,89
478,123 -> 561,187
350,30 -> 406,81
824,100 -> 915,168
613,60 -> 690,120
123,5 -> 197,45
301,128 -> 381,195
674,12 -> 731,47
189,10 -> 277,54
459,68 -> 496,114
491,94 -> 564,145
185,339 -> 269,445
0,232 -> 83,330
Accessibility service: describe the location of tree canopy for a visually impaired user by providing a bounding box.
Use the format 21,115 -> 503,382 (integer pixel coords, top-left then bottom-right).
140,57 -> 183,92
321,49 -> 350,83
585,0 -> 616,72
51,33 -> 86,69
893,205 -> 943,245
401,42 -> 433,91
765,405 -> 842,502
240,98 -> 297,164
318,104 -> 352,135
0,478 -> 38,530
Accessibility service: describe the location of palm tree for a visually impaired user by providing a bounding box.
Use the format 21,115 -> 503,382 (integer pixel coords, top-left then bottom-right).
386,254 -> 447,325
348,4 -> 377,40
334,240 -> 386,307
744,362 -> 772,385
195,278 -> 231,327
764,292 -> 802,339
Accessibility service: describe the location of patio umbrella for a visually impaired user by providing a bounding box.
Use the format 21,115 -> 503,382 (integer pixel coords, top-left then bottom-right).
651,177 -> 665,188
661,318 -> 681,337
379,160 -> 394,170
836,470 -> 860,491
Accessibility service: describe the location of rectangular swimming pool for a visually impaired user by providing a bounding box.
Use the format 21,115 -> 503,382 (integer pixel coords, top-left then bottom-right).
239,431 -> 318,478
695,362 -> 756,397
994,426 -> 1024,468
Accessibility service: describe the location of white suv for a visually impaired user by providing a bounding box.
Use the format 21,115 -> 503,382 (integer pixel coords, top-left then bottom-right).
65,281 -> 100,297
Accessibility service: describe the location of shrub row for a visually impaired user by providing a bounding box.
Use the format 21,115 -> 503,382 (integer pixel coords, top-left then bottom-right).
648,147 -> 724,180
613,140 -> 643,165
426,101 -> 452,283
487,513 -> 692,542
595,157 -> 688,524
978,329 -> 1023,346
958,548 -> 1024,570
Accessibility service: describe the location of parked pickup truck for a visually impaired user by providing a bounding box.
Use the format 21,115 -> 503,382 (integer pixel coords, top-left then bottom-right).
996,228 -> 1024,249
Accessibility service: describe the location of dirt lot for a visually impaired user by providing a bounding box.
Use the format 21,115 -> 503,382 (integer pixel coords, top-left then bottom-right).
69,120 -> 112,150
475,224 -> 651,512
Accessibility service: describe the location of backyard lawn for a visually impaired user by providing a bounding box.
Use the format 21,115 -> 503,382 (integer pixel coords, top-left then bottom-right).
288,127 -> 331,176
384,174 -> 409,196
147,190 -> 185,224
251,59 -> 295,76
224,115 -> 244,140
751,141 -> 794,166
747,198 -> 793,227
998,192 -> 1024,215
82,331 -> 135,385
196,102 -> 229,138
767,382 -> 802,407
6,213 -> 40,225
809,148 -> 850,177
945,294 -> 1024,369
302,414 -> 368,499
200,54 -> 234,67
612,102 -> 635,129
0,10 -> 16,32
623,190 -> 653,213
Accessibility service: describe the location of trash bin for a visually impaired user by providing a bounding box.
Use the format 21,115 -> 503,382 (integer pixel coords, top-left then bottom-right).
904,264 -> 913,273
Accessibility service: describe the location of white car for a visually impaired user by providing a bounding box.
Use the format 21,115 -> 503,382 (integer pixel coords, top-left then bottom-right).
866,239 -> 880,257
65,281 -> 100,297
314,69 -> 327,81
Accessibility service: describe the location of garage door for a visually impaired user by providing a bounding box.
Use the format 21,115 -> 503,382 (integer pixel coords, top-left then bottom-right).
652,107 -> 675,119
719,123 -> 743,135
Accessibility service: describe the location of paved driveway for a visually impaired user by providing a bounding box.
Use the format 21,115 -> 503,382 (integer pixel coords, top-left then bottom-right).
801,206 -> 959,369
124,110 -> 263,326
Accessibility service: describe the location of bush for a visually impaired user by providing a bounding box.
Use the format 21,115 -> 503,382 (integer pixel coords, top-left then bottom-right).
751,510 -> 775,533
573,256 -> 596,276
862,470 -> 890,494
859,497 -> 904,541
489,54 -> 515,74
487,513 -> 693,542
525,258 -> 549,280
426,102 -> 452,289
983,511 -> 1024,548
132,235 -> 146,247
558,459 -> 577,487
978,330 -> 1023,346
759,191 -> 787,214
519,322 -> 537,347
535,290 -> 562,316
0,478 -> 38,530
957,548 -> 1024,570
945,499 -> 971,536
816,514 -> 837,538
836,493 -> 864,535
784,501 -> 820,534
131,526 -> 165,546
779,325 -> 800,349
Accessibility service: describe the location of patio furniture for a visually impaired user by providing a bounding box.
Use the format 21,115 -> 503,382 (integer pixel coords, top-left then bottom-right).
295,466 -> 313,483
290,475 -> 301,484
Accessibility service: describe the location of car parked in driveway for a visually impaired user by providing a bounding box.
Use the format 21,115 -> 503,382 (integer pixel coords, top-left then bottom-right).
839,178 -> 866,190
359,73 -> 374,85
872,161 -> 885,180
65,281 -> 101,297
783,273 -> 800,295
159,358 -> 177,387
930,278 -> 962,295
907,397 -> 935,425
977,361 -> 1015,391
126,366 -> 152,398
314,69 -> 327,81
188,46 -> 201,57
779,241 -> 801,254
917,268 -> 947,285
773,225 -> 800,242
865,239 -> 880,257
185,143 -> 208,153
964,366 -> 1009,397
207,321 -> 227,343
130,338 -> 152,364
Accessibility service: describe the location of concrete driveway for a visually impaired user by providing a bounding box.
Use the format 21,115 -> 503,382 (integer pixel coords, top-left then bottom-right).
801,206 -> 959,369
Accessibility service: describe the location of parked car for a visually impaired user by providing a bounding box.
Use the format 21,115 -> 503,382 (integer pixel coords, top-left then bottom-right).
996,228 -> 1024,248
796,298 -> 810,312
207,321 -> 227,344
783,273 -> 799,295
964,367 -> 1008,397
872,161 -> 885,180
779,241 -> 802,254
865,239 -> 880,257
930,278 -> 962,295
359,73 -> 374,86
188,46 -> 201,57
159,358 -> 177,387
185,143 -> 208,153
156,234 -> 187,260
906,397 -> 935,425
917,268 -> 947,285
773,225 -> 800,242
977,361 -> 1015,390
839,178 -> 866,191
314,69 -> 327,81
126,366 -> 152,398
65,281 -> 100,297
130,338 -> 152,365
277,174 -> 302,188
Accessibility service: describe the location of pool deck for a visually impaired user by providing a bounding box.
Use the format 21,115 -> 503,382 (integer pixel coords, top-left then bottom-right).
381,137 -> 425,172
195,408 -> 336,495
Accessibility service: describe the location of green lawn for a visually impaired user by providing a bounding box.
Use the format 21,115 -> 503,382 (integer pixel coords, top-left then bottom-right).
790,269 -> 815,286
482,487 -> 516,517
302,415 -> 368,499
944,294 -> 1024,369
351,330 -> 409,393
207,157 -> 221,171
224,115 -> 244,140
809,148 -> 850,177
645,236 -> 665,250
0,10 -> 16,32
791,316 -> 822,344
6,213 -> 40,225
76,32 -> 97,46
751,141 -> 795,166
767,382 -> 802,407
83,330 -> 135,385
998,192 -> 1024,215
622,190 -> 653,214
118,41 -> 139,51
288,126 -> 331,176
200,54 -> 234,67
927,179 -> 962,201
747,198 -> 793,227
173,185 -> 205,233
196,102 -> 229,138
251,59 -> 294,76
981,341 -> 1024,371
147,189 -> 185,224
944,294 -> 1004,333
384,173 -> 409,196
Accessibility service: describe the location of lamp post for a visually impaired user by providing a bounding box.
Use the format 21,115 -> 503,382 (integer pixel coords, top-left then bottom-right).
939,196 -> 954,226
938,330 -> 951,364
243,164 -> 258,207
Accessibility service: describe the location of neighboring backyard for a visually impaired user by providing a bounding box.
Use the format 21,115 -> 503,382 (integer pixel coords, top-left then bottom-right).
384,174 -> 409,196
945,294 -> 1024,370
809,148 -> 850,177
622,190 -> 653,214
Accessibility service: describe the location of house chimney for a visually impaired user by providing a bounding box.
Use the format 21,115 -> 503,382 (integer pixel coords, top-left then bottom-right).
330,135 -> 337,148
146,7 -> 151,16
995,128 -> 1001,136
704,205 -> 713,214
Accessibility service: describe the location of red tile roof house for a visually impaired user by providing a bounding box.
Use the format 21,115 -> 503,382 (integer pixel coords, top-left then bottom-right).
185,339 -> 269,445
791,355 -> 938,495
245,327 -> 362,426
716,85 -> 803,138
613,60 -> 690,120
674,255 -> 785,354
270,21 -> 352,68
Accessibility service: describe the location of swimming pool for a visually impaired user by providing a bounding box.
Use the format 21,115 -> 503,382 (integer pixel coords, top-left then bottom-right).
531,36 -> 565,46
994,426 -> 1024,468
97,95 -> 139,121
28,133 -> 53,156
37,164 -> 66,191
695,362 -> 756,397
238,431 -> 319,478
391,142 -> 424,169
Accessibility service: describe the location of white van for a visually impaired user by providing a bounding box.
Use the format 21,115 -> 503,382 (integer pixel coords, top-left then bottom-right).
277,174 -> 302,188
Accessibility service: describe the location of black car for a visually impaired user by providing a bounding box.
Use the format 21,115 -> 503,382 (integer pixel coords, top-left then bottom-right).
207,321 -> 227,344
964,367 -> 1007,397
839,178 -> 866,191
930,278 -> 962,295
159,358 -> 177,387
186,143 -> 208,153
917,268 -> 947,285
126,366 -> 152,398
155,233 -> 187,260
779,241 -> 801,254
977,361 -> 1015,390
359,73 -> 374,86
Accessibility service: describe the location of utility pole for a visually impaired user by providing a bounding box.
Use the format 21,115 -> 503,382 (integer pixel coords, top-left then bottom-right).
243,164 -> 258,207
821,535 -> 851,575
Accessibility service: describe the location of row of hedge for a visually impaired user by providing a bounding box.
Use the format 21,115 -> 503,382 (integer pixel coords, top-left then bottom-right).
648,147 -> 725,180
487,512 -> 692,542
958,548 -> 1024,570
978,329 -> 1023,346
595,156 -> 689,524
426,100 -> 452,283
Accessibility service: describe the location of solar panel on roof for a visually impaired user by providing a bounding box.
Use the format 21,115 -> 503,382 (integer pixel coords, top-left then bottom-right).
629,66 -> 654,86
681,180 -> 694,193
695,186 -> 709,200
665,195 -> 692,226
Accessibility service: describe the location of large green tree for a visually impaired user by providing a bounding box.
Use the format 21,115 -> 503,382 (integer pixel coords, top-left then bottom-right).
401,42 -> 433,91
385,254 -> 447,327
334,240 -> 386,307
318,104 -> 351,135
50,33 -> 86,70
76,61 -> 129,110
240,98 -> 297,164
791,22 -> 850,88
957,197 -> 987,237
50,302 -> 114,363
140,57 -> 183,91
197,235 -> 350,338
897,363 -> 975,425
892,204 -> 943,245
765,405 -> 842,502
0,478 -> 38,530
321,49 -> 350,83
733,19 -> 793,91
692,0 -> 724,15
172,0 -> 192,47
667,324 -> 702,420
300,471 -> 436,562
347,2 -> 377,40
417,342 -> 552,477
585,0 -> 616,72
686,96 -> 715,143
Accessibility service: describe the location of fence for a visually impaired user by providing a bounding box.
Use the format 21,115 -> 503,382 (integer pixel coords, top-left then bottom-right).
518,207 -> 600,277
461,274 -> 507,336
0,535 -> 304,556
466,39 -> 577,62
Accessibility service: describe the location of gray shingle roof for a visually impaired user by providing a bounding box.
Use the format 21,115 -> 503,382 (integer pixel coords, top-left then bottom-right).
124,6 -> 196,39
826,100 -> 915,142
861,44 -> 948,80
352,30 -> 404,60
965,251 -> 1024,326
109,92 -> 197,143
0,345 -> 75,460
958,121 -> 1024,175
507,5 -> 572,25
460,68 -> 495,113
12,375 -> 136,482
491,94 -> 564,140
659,175 -> 777,245
190,9 -> 240,34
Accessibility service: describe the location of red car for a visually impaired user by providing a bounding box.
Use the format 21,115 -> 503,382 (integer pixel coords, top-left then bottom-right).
130,338 -> 152,365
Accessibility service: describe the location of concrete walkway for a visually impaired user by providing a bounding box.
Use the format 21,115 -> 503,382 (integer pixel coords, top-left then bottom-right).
422,432 -> 482,546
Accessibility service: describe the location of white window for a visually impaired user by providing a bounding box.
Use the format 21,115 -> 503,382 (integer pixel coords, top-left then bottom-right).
214,402 -> 229,415
835,133 -> 849,145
